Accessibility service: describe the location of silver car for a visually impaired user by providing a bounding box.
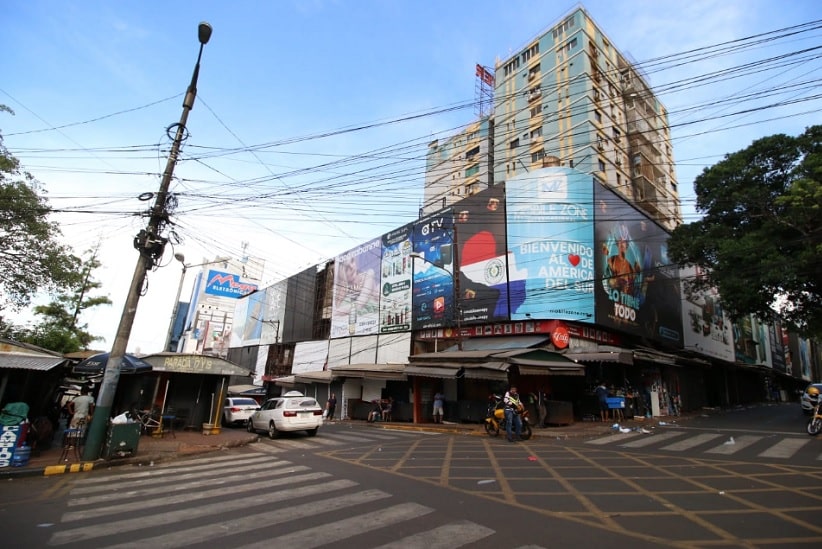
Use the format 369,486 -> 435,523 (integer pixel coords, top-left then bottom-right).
222,397 -> 260,426
247,391 -> 323,438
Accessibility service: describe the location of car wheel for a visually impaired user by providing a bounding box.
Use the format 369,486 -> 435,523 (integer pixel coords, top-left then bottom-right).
268,421 -> 279,439
223,414 -> 232,427
247,419 -> 256,433
306,427 -> 318,437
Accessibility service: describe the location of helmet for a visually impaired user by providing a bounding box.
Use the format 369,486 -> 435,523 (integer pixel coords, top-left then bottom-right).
807,386 -> 820,396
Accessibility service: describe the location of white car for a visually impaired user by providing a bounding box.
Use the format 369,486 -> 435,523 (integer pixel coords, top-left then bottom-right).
247,391 -> 323,438
223,397 -> 260,426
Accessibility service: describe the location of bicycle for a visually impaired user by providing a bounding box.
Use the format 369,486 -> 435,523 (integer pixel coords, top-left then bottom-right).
131,408 -> 162,436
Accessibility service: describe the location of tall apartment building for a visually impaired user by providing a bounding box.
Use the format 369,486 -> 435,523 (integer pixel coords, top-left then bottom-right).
494,7 -> 681,229
424,7 -> 682,229
422,116 -> 494,215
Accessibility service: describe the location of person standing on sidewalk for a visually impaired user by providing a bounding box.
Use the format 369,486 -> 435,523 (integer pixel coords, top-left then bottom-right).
326,393 -> 337,421
432,392 -> 444,423
503,386 -> 523,442
595,381 -> 610,423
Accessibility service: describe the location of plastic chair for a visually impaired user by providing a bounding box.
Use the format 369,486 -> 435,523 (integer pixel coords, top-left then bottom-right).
59,427 -> 85,462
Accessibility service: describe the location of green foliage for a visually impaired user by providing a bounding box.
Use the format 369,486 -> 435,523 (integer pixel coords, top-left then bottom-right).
13,246 -> 112,353
669,125 -> 822,336
0,106 -> 81,313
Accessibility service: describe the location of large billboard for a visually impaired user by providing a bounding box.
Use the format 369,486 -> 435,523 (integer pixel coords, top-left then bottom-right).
412,209 -> 454,329
261,280 -> 287,345
506,168 -> 595,322
594,184 -> 683,347
379,224 -> 413,333
679,265 -> 734,362
455,185 -> 510,325
330,238 -> 382,338
203,270 -> 258,299
732,314 -> 772,366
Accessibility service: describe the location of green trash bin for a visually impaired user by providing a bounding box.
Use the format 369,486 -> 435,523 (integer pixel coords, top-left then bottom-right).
102,421 -> 141,459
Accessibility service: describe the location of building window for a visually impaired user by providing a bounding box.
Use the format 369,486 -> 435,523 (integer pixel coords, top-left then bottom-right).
531,149 -> 545,163
465,163 -> 479,178
530,104 -> 542,118
595,110 -> 602,123
530,127 -> 542,139
510,138 -> 520,149
465,145 -> 480,160
467,182 -> 478,195
598,159 -> 606,172
569,159 -> 574,168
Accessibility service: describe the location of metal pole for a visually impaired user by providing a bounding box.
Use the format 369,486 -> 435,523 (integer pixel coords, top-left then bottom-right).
83,23 -> 212,461
164,262 -> 188,351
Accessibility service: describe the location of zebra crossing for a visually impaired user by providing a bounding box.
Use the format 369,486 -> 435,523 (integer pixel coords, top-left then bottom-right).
45,450 -> 539,549
585,428 -> 821,461
252,425 -> 424,452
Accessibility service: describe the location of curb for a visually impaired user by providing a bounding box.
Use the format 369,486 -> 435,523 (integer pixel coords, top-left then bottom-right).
0,435 -> 261,479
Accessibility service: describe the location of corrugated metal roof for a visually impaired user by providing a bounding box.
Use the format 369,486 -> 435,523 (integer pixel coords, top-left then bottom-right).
0,352 -> 66,371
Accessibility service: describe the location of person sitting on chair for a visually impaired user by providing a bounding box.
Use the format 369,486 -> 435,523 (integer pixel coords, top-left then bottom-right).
381,397 -> 393,422
367,400 -> 382,423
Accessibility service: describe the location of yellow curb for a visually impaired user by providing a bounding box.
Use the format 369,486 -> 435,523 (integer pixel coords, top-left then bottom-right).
44,462 -> 95,476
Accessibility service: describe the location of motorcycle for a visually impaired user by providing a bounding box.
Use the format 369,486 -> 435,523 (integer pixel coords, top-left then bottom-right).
484,394 -> 532,440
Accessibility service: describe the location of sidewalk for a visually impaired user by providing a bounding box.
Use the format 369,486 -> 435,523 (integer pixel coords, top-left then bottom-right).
1,414 -> 686,479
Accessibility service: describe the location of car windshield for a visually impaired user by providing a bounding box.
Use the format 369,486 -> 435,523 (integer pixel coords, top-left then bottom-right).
285,398 -> 319,409
231,398 -> 259,406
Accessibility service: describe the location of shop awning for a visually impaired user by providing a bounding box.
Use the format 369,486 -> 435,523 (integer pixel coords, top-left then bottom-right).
564,350 -> 634,364
294,370 -> 333,384
515,365 -> 584,376
0,352 -> 66,371
142,353 -> 250,376
404,365 -> 458,378
329,363 -> 407,381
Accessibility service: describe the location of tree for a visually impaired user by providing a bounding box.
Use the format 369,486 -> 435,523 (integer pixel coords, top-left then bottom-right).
13,245 -> 112,353
668,125 -> 822,336
0,105 -> 80,315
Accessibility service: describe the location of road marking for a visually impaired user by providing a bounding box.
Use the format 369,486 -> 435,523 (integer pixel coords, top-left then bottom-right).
660,433 -> 722,451
235,502 -> 433,549
584,432 -> 641,445
758,437 -> 810,458
49,478 -> 359,545
705,435 -> 761,455
373,519 -> 495,548
619,432 -> 683,448
61,471 -> 331,522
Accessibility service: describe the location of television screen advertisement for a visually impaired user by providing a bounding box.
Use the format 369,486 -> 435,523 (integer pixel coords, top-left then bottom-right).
455,184 -> 510,325
594,184 -> 683,347
330,238 -> 382,338
379,224 -> 413,333
506,167 -> 596,322
412,209 -> 454,329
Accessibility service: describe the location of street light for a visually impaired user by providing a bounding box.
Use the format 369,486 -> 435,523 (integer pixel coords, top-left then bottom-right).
409,252 -> 463,351
164,252 -> 230,352
83,22 -> 213,461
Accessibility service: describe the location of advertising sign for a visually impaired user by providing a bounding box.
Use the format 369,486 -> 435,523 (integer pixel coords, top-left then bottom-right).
412,209 -> 454,329
331,238 -> 382,338
506,168 -> 595,322
680,265 -> 734,362
455,185 -> 510,325
379,224 -> 413,333
594,184 -> 683,346
203,270 -> 258,299
733,314 -> 772,366
261,281 -> 287,345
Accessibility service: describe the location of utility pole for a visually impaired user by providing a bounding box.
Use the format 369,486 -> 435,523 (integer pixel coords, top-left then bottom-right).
83,23 -> 213,460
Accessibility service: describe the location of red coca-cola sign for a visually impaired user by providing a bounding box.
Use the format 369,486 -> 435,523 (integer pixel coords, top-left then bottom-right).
551,325 -> 570,349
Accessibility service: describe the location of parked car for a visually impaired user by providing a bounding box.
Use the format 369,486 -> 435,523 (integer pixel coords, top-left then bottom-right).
801,383 -> 822,415
223,397 -> 260,426
247,391 -> 323,438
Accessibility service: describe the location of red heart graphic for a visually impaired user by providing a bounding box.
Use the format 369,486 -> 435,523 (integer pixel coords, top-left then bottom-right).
568,254 -> 580,266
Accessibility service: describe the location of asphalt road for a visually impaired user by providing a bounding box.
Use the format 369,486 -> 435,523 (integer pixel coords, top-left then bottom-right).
1,405 -> 820,548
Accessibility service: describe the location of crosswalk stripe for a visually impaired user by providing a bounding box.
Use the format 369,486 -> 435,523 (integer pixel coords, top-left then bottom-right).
372,519 -> 495,548
266,438 -> 316,449
660,433 -> 723,451
705,435 -> 761,455
758,437 -> 810,458
98,489 -> 396,549
61,471 -> 331,522
235,502 -> 434,549
70,453 -> 274,485
68,464 -> 309,506
49,478 -> 359,546
584,432 -> 642,445
68,458 -> 289,496
619,432 -> 683,448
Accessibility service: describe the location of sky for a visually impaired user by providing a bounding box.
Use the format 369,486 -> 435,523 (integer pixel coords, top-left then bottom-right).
1,0 -> 820,354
